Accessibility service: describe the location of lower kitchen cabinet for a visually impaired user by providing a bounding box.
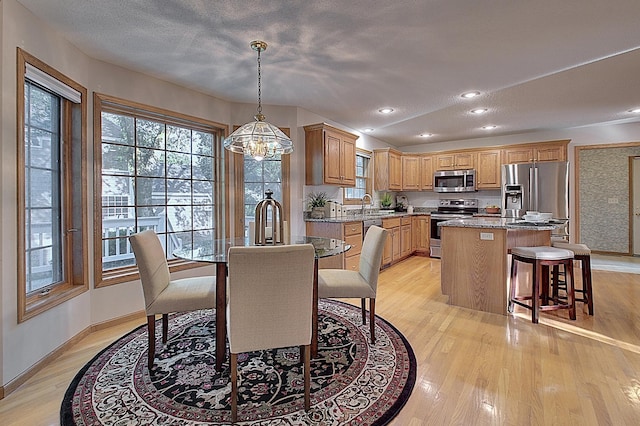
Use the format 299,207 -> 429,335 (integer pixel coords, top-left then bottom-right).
412,215 -> 430,255
305,221 -> 362,269
382,217 -> 412,267
400,217 -> 412,258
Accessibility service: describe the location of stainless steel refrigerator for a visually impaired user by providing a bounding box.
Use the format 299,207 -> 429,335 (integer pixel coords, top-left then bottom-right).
501,161 -> 569,223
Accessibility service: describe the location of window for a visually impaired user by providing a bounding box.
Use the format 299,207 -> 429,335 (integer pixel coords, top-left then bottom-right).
231,129 -> 290,239
94,94 -> 226,286
17,48 -> 88,322
344,149 -> 372,204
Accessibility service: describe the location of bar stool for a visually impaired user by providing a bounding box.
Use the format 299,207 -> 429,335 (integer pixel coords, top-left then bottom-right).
509,246 -> 576,323
551,242 -> 593,315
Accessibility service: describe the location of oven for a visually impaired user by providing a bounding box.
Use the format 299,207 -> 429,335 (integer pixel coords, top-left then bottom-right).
429,199 -> 478,258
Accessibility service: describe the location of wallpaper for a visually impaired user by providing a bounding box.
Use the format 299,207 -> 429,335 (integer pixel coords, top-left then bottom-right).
579,146 -> 640,253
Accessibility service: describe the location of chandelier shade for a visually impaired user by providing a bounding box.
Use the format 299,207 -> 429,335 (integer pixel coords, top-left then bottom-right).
223,40 -> 293,161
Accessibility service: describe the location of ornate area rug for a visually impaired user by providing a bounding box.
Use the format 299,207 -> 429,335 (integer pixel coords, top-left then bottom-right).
61,300 -> 416,425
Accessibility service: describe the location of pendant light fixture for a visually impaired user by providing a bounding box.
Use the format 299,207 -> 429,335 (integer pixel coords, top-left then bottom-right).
223,40 -> 293,161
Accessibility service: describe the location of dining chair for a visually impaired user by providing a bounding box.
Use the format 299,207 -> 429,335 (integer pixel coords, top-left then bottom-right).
317,225 -> 388,344
226,244 -> 315,423
129,230 -> 216,370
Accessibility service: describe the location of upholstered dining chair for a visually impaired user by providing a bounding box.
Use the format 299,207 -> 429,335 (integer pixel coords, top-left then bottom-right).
317,225 -> 388,344
129,230 -> 216,370
226,244 -> 315,423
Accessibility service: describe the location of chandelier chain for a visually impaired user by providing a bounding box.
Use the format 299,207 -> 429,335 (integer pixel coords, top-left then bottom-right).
257,48 -> 262,116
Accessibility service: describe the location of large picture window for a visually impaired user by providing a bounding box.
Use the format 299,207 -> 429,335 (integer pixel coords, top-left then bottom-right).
95,94 -> 226,286
17,49 -> 88,322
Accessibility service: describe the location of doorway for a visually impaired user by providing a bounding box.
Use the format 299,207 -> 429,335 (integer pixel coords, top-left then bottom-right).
632,157 -> 640,255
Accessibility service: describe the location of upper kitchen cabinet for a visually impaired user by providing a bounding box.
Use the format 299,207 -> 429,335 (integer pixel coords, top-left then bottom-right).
476,149 -> 501,189
420,155 -> 434,190
401,154 -> 421,190
304,123 -> 358,186
435,152 -> 476,171
374,148 -> 402,191
501,140 -> 569,164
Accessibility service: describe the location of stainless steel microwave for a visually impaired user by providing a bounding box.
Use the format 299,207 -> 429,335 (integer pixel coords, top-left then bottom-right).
433,169 -> 477,192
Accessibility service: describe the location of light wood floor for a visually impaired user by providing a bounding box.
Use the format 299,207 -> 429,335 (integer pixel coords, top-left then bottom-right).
1,256 -> 640,425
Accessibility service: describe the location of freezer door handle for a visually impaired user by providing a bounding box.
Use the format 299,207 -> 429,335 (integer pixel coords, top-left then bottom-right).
529,166 -> 539,212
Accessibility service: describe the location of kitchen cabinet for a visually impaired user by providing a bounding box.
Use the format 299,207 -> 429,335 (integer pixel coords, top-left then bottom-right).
304,123 -> 358,186
412,215 -> 430,255
374,148 -> 402,191
382,217 -> 401,266
476,149 -> 501,189
501,140 -> 568,164
420,155 -> 433,190
435,152 -> 476,170
400,217 -> 412,258
401,154 -> 421,190
305,220 -> 362,269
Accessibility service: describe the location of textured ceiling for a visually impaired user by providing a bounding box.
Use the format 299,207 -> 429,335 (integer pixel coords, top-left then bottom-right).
16,0 -> 640,147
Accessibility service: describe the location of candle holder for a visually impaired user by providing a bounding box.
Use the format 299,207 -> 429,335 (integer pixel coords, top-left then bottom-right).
254,189 -> 284,245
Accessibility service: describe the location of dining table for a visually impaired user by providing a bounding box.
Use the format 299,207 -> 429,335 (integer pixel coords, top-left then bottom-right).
173,235 -> 351,370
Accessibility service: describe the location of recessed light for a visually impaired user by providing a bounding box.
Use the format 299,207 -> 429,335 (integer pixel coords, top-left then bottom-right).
378,107 -> 395,114
461,91 -> 481,99
629,108 -> 640,113
363,128 -> 374,133
419,133 -> 433,138
482,125 -> 497,130
471,108 -> 488,114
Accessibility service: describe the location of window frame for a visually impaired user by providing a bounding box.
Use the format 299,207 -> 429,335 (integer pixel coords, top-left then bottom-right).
93,93 -> 228,287
16,48 -> 89,322
343,148 -> 372,205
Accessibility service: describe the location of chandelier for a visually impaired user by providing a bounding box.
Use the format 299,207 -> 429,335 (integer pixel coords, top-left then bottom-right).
223,40 -> 293,161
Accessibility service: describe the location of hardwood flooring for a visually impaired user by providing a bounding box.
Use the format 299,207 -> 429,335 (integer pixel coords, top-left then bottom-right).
1,256 -> 639,425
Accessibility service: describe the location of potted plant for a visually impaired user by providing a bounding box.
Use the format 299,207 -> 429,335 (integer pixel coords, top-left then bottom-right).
307,191 -> 328,218
380,192 -> 393,210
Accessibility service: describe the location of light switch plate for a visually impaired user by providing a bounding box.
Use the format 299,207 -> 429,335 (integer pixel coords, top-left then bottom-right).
480,232 -> 494,241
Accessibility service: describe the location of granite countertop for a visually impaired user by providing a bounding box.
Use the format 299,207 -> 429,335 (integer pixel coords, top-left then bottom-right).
305,210 -> 504,223
305,209 -> 436,223
438,217 -> 566,231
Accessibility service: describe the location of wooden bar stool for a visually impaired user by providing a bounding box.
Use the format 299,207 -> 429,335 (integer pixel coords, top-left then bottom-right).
551,242 -> 594,315
509,246 -> 576,323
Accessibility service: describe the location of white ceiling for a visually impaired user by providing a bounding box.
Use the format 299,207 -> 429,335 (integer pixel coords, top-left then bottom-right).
16,0 -> 640,147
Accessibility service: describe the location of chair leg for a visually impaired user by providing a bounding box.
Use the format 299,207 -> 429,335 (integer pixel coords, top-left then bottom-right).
532,261 -> 540,324
369,299 -> 376,344
147,315 -> 155,370
162,313 -> 168,343
303,344 -> 311,411
231,353 -> 238,423
508,256 -> 518,313
566,259 -> 576,320
361,298 -> 366,325
582,255 -> 594,315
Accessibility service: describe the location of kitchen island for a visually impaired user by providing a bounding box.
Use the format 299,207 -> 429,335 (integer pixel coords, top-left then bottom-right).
439,217 -> 565,315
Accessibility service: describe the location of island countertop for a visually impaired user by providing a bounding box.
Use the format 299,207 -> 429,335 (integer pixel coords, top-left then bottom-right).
438,217 -> 566,231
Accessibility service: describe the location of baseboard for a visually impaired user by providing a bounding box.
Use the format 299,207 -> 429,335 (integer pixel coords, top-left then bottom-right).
0,310 -> 146,400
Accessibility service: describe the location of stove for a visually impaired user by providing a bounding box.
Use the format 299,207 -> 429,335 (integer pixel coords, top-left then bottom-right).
430,199 -> 478,258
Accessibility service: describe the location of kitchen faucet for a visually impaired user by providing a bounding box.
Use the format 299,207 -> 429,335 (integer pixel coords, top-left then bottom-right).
361,193 -> 373,216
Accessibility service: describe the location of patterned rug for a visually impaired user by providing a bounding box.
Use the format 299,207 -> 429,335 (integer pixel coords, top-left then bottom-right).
61,300 -> 416,425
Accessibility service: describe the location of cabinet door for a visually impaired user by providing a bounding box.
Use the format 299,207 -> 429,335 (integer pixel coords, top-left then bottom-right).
340,135 -> 356,186
502,147 -> 534,164
391,228 -> 401,261
400,224 -> 412,257
382,231 -> 393,265
477,150 -> 501,189
323,130 -> 343,184
389,152 -> 402,190
435,154 -> 455,170
420,155 -> 433,190
413,216 -> 430,251
536,144 -> 566,162
454,152 -> 476,169
402,155 -> 420,190
411,217 -> 419,251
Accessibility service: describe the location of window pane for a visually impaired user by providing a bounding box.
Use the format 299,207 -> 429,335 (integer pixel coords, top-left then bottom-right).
136,147 -> 165,177
166,125 -> 191,152
102,144 -> 134,173
102,113 -> 134,146
193,181 -> 213,204
192,155 -> 213,180
167,179 -> 192,205
135,177 -> 166,206
24,82 -> 63,293
136,119 -> 164,149
193,131 -> 213,156
167,206 -> 192,231
167,152 -> 192,179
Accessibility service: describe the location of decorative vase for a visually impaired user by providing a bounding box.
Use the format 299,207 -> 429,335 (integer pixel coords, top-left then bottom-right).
311,207 -> 325,219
